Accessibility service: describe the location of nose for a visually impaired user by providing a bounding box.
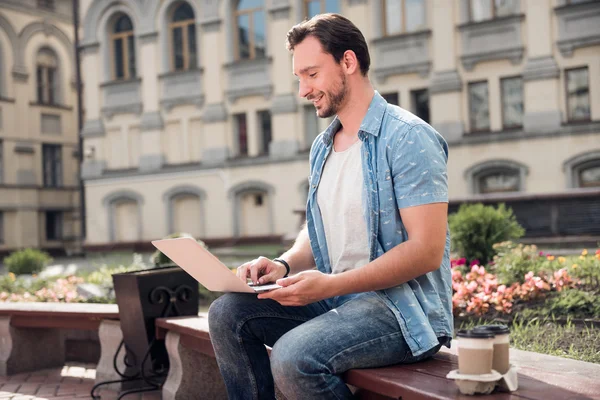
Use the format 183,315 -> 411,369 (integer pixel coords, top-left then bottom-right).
298,79 -> 312,99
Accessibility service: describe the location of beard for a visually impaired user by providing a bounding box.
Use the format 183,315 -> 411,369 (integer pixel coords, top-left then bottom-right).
313,74 -> 348,118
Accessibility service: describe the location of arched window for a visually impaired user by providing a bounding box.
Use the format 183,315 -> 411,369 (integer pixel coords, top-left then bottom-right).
235,0 -> 266,60
170,2 -> 197,71
36,48 -> 58,105
564,151 -> 600,189
579,163 -> 600,188
111,14 -> 136,80
477,170 -> 520,194
465,160 -> 528,195
228,181 -> 274,237
303,0 -> 339,19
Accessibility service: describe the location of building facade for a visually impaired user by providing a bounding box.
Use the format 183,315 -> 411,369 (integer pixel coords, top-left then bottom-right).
78,0 -> 600,248
0,0 -> 81,254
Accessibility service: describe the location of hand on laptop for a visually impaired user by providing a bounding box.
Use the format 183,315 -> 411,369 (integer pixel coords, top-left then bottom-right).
257,270 -> 337,306
236,257 -> 287,285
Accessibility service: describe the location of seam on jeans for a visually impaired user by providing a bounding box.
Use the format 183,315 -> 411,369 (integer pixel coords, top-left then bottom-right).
324,330 -> 406,370
235,312 -> 315,400
319,372 -> 343,400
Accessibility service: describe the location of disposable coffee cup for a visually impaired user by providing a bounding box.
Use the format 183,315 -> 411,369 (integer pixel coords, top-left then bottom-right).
473,324 -> 510,374
456,329 -> 495,375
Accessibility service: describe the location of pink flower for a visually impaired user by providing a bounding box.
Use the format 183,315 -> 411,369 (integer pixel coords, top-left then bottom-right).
469,259 -> 481,267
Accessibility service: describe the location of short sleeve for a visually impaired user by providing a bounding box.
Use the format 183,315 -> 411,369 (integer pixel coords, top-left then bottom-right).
391,124 -> 449,209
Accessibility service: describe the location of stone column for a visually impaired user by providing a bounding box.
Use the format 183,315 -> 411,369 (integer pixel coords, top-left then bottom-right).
137,34 -> 165,172
161,332 -> 227,400
199,3 -> 230,164
429,0 -> 463,143
80,44 -> 107,179
522,0 -> 561,133
94,320 -> 128,392
268,1 -> 301,158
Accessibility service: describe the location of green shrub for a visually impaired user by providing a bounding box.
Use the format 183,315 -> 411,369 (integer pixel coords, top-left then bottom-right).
491,241 -> 545,285
151,232 -> 207,267
541,289 -> 600,319
449,203 -> 524,265
3,248 -> 52,275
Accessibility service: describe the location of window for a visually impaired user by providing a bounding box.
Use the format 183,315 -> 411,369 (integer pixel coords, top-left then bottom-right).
36,48 -> 58,105
255,194 -> 263,206
111,14 -> 136,80
381,92 -> 399,106
303,0 -> 339,19
468,81 -> 490,132
383,0 -> 426,36
411,89 -> 429,123
235,0 -> 266,60
566,67 -> 590,122
469,0 -> 519,22
234,113 -> 248,156
45,211 -> 62,241
478,171 -> 520,193
303,105 -> 319,150
42,144 -> 62,187
501,76 -> 523,129
37,0 -> 55,10
580,164 -> 600,188
257,110 -> 272,155
170,2 -> 197,71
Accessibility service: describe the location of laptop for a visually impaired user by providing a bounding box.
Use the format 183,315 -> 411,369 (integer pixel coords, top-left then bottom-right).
151,237 -> 282,293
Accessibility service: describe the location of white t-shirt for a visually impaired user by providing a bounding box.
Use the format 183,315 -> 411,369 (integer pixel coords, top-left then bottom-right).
316,139 -> 370,274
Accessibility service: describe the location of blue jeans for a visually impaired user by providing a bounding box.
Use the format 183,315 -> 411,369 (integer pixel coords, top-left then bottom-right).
208,292 -> 441,400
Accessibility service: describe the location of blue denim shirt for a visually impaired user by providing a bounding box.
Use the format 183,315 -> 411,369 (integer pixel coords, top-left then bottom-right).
306,92 -> 453,356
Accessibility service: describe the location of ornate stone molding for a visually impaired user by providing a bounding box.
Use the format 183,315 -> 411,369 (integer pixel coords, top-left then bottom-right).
523,56 -> 560,82
430,70 -> 462,94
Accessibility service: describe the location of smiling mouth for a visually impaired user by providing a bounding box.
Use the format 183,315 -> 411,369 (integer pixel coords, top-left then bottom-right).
312,94 -> 324,105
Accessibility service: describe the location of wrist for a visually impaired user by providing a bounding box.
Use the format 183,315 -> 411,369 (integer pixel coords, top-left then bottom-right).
328,273 -> 347,297
272,258 -> 290,277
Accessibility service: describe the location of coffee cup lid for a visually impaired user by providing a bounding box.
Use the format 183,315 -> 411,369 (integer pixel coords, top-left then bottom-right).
456,329 -> 495,339
473,324 -> 510,335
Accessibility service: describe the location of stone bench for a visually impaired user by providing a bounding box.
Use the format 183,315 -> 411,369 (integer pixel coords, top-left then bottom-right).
156,314 -> 600,400
0,302 -> 119,376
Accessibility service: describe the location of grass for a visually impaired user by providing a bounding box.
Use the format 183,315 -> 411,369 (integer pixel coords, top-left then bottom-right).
458,317 -> 600,364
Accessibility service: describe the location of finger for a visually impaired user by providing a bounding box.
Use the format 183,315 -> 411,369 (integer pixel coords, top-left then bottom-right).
276,274 -> 303,287
257,286 -> 289,300
236,262 -> 251,282
250,257 -> 268,284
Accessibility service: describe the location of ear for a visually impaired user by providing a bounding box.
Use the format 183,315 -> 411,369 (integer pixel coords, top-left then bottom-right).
341,50 -> 359,75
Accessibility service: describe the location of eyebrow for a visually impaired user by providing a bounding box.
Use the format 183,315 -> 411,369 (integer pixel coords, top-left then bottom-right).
293,66 -> 318,76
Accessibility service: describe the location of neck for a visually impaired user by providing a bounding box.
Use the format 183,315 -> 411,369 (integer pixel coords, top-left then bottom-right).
336,80 -> 375,138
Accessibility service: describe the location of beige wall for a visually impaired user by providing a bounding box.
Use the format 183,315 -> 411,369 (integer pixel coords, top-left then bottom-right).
78,0 -> 600,245
0,1 -> 80,252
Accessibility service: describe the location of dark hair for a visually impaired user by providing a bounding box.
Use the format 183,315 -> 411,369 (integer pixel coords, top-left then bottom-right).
286,13 -> 370,76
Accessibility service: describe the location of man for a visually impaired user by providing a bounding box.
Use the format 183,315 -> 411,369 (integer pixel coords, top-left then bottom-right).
209,13 -> 452,400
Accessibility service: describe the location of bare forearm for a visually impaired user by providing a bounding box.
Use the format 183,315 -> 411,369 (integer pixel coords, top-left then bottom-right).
278,224 -> 315,274
330,240 -> 442,297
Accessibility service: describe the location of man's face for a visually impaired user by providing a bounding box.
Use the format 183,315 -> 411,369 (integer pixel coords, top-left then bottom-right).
293,36 -> 348,118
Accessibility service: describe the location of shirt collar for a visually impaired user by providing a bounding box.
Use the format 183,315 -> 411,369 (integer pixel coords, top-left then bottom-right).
322,91 -> 387,146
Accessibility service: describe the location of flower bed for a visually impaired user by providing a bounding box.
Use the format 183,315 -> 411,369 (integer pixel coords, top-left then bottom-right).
452,244 -> 600,320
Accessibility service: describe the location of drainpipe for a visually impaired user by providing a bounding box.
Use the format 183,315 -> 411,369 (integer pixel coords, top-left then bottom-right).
72,0 -> 86,247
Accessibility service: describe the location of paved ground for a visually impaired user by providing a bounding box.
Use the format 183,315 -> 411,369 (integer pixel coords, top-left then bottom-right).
0,363 -> 161,400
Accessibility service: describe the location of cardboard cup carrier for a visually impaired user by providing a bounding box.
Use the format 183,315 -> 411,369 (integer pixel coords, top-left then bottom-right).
446,325 -> 518,395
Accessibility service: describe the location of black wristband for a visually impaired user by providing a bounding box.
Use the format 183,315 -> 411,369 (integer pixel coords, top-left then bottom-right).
273,258 -> 290,278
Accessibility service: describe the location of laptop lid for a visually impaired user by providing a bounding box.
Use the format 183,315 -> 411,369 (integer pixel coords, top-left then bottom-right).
151,237 -> 255,293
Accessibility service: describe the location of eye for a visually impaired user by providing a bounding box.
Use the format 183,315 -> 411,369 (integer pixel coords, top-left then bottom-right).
309,73 -> 317,78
